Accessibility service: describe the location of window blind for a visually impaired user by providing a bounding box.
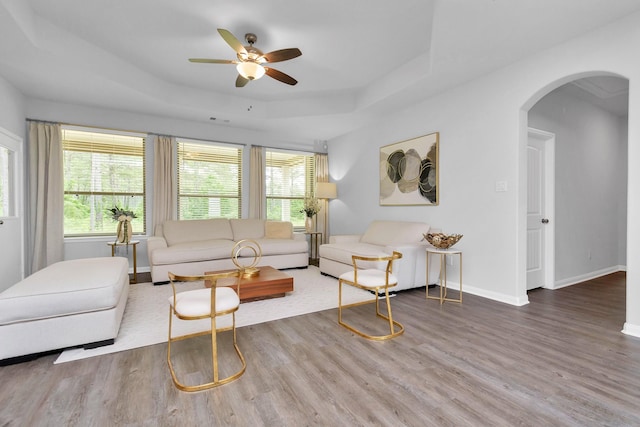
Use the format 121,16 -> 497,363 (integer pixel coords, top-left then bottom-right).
265,149 -> 315,226
177,140 -> 242,219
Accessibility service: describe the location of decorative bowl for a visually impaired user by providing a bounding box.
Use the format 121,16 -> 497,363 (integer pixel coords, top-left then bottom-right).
423,233 -> 463,249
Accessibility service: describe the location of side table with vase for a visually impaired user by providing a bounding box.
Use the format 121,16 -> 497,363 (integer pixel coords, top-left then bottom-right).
424,233 -> 463,304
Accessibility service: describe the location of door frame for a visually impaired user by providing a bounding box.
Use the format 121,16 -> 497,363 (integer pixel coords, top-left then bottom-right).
0,126 -> 24,286
527,127 -> 555,290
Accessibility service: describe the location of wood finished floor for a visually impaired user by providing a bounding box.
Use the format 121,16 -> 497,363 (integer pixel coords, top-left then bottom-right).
1,272 -> 639,426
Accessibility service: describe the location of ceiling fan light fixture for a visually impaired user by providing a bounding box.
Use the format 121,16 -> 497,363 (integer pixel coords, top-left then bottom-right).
236,61 -> 265,80
191,29 -> 300,86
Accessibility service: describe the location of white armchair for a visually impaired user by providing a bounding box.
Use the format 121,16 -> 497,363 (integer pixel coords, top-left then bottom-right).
319,220 -> 440,292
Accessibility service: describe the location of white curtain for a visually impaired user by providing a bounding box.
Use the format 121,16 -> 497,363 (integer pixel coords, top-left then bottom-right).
315,154 -> 330,243
249,146 -> 265,219
27,121 -> 64,273
152,134 -> 176,234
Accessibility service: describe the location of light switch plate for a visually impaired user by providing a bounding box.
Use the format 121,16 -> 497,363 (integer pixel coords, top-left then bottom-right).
495,181 -> 508,192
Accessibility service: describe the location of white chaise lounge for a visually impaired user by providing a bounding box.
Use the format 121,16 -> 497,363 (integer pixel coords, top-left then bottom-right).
0,257 -> 130,364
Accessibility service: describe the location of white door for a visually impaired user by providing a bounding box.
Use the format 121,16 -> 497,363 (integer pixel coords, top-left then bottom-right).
527,128 -> 554,290
0,127 -> 24,292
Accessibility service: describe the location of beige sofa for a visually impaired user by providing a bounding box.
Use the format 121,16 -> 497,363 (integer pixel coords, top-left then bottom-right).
319,220 -> 439,292
147,218 -> 309,284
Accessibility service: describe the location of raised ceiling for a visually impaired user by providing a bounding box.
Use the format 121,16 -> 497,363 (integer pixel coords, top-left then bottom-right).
0,0 -> 638,143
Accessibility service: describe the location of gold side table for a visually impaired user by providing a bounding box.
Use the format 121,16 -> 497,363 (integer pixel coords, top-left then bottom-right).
304,232 -> 322,266
108,240 -> 139,284
426,247 -> 462,304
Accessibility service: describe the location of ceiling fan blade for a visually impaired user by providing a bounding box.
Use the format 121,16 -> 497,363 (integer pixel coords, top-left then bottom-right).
189,58 -> 236,64
218,28 -> 247,56
236,74 -> 250,87
262,48 -> 302,63
264,67 -> 298,86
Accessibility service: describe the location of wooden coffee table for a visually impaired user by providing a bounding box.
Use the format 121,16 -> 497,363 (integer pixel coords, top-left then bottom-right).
204,266 -> 294,302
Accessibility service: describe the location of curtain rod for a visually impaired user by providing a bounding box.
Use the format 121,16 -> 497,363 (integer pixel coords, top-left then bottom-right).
25,118 -> 321,153
27,118 -> 148,137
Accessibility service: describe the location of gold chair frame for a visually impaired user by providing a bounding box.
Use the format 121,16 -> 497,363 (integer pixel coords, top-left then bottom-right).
167,271 -> 246,392
338,251 -> 405,340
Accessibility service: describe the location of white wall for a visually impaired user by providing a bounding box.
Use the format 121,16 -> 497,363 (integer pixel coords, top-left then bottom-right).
529,85 -> 628,285
327,10 -> 640,336
0,75 -> 25,138
26,98 -> 317,152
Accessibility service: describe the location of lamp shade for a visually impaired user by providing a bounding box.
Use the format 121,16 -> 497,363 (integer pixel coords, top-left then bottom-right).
316,182 -> 337,199
236,61 -> 266,80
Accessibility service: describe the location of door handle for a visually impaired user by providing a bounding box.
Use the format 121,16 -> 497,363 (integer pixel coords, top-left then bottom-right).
541,218 -> 549,224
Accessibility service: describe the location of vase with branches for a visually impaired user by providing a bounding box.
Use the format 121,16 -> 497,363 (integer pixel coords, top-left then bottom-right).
108,206 -> 137,244
300,196 -> 320,232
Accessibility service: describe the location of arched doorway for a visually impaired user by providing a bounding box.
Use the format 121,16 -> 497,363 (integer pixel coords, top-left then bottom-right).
520,72 -> 630,328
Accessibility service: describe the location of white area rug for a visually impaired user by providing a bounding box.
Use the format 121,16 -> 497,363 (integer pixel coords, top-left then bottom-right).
55,266 -> 373,364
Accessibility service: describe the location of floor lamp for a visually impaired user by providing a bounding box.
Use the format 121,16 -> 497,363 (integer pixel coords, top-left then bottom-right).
316,182 -> 337,244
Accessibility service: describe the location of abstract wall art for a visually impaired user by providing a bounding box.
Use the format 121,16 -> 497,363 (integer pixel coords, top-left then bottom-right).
380,132 -> 439,206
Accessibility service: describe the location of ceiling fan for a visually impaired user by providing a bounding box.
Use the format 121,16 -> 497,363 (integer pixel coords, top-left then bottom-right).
189,29 -> 302,87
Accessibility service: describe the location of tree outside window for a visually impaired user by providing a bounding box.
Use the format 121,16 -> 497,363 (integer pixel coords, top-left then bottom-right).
62,128 -> 145,237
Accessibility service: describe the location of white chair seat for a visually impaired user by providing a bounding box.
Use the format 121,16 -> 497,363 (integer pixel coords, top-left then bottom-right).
339,269 -> 398,288
168,287 -> 240,317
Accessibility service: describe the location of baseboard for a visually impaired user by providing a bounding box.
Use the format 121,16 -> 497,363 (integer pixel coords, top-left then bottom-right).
552,265 -> 625,290
622,322 -> 640,338
440,281 -> 529,306
466,284 -> 529,306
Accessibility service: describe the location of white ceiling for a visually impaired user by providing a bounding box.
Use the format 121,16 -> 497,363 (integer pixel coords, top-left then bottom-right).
0,0 -> 637,143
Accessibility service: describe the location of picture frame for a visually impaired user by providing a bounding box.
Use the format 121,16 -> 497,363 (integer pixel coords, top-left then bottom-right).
379,132 -> 439,206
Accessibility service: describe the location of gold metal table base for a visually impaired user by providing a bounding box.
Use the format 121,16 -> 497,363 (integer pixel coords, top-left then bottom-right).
305,232 -> 322,266
426,248 -> 462,304
108,240 -> 139,284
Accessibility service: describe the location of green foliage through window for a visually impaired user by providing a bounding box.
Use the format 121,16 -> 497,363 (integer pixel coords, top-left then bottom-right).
62,128 -> 146,236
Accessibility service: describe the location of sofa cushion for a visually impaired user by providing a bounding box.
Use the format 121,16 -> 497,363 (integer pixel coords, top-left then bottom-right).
0,258 -> 128,326
360,220 -> 430,246
319,242 -> 389,270
230,219 -> 265,240
152,239 -> 236,265
163,219 -> 233,246
265,221 -> 293,239
250,238 -> 308,256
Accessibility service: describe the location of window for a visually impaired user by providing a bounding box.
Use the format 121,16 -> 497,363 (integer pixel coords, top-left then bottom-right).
177,140 -> 242,219
63,128 -> 146,237
265,150 -> 315,228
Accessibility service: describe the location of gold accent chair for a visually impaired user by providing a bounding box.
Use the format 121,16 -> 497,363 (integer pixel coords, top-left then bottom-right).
338,251 -> 404,340
167,271 -> 246,392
